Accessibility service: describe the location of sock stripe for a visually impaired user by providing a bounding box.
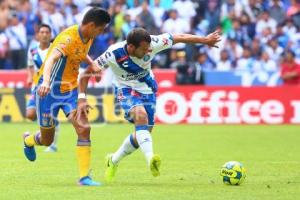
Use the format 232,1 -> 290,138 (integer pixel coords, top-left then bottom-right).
135,125 -> 148,131
77,140 -> 91,146
34,132 -> 42,145
129,134 -> 139,149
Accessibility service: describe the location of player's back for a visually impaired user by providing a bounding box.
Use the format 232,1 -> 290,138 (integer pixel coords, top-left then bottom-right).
36,25 -> 93,94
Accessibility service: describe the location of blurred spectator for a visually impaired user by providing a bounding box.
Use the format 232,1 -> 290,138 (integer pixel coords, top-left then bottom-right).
41,1 -> 65,38
224,37 -> 243,63
190,52 -> 215,84
280,50 -> 300,85
265,37 -> 284,63
227,19 -> 251,45
286,0 -> 300,18
0,0 -> 9,31
0,30 -> 9,68
220,0 -> 242,20
259,27 -> 273,45
121,14 -> 137,39
172,0 -> 196,23
204,0 -> 220,33
5,11 -> 27,69
239,12 -> 256,40
21,0 -> 41,45
254,51 -> 277,72
283,18 -> 297,38
127,0 -> 142,20
250,38 -> 262,59
243,0 -> 264,23
171,51 -> 193,84
136,2 -> 157,34
236,47 -> 257,71
150,0 -> 165,29
194,51 -> 215,71
113,3 -> 126,41
269,0 -> 286,24
215,49 -> 232,71
162,9 -> 190,50
256,11 -> 277,36
275,24 -> 289,48
65,3 -> 81,26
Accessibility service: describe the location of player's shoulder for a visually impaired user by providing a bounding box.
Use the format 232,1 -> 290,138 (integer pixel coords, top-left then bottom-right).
54,25 -> 78,43
108,41 -> 126,52
103,41 -> 127,59
28,42 -> 39,53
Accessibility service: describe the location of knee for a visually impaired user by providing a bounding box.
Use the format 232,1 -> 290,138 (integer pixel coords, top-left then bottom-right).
133,110 -> 148,125
76,124 -> 91,139
26,110 -> 36,121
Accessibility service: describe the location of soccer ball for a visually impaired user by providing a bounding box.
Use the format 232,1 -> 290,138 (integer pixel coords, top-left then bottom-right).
220,161 -> 246,185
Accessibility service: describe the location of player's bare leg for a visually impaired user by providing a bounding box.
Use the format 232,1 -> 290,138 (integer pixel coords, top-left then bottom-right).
26,108 -> 37,121
69,111 -> 101,186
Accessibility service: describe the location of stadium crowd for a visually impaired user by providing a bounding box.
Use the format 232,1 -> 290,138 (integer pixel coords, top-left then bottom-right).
0,0 -> 300,84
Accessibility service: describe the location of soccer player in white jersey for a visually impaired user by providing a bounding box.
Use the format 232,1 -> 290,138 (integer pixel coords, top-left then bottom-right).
78,28 -> 221,181
26,24 -> 59,152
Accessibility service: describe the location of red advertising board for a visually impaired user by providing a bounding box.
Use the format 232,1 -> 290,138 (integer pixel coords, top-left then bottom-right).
156,86 -> 300,124
0,69 -> 177,88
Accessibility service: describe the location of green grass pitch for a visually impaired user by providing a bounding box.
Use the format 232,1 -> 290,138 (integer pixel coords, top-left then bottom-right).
0,123 -> 299,200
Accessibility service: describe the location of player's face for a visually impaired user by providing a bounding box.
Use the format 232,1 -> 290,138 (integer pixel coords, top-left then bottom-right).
90,23 -> 107,38
38,27 -> 51,44
133,41 -> 150,59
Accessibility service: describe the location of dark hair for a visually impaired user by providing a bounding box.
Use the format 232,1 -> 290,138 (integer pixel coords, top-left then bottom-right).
39,24 -> 52,32
126,28 -> 151,48
82,7 -> 111,26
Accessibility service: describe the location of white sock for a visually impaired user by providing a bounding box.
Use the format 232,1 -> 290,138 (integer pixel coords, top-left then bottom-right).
51,124 -> 60,147
136,129 -> 153,165
112,134 -> 138,164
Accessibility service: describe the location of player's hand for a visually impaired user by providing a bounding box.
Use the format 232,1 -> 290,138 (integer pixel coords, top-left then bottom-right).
77,98 -> 92,120
205,30 -> 222,48
38,81 -> 50,97
26,77 -> 33,87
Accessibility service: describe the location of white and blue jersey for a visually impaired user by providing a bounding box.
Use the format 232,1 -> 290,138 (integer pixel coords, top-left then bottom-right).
94,33 -> 173,94
27,43 -> 49,72
94,33 -> 173,125
26,43 -> 49,109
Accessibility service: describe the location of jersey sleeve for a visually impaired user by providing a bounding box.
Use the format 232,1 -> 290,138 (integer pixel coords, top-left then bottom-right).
93,49 -> 116,70
150,33 -> 173,54
53,35 -> 72,56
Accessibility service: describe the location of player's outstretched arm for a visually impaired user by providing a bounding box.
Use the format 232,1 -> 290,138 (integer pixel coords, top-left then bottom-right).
172,30 -> 221,48
38,49 -> 62,97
